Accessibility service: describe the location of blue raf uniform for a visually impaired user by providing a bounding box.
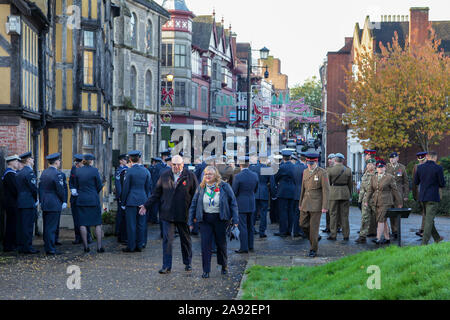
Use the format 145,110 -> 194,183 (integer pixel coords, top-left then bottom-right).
274,150 -> 297,236
1,155 -> 21,252
115,154 -> 128,243
54,170 -> 68,245
249,161 -> 275,238
147,157 -> 162,224
232,157 -> 259,253
39,153 -> 66,254
293,159 -> 307,237
121,151 -> 152,252
16,152 -> 39,254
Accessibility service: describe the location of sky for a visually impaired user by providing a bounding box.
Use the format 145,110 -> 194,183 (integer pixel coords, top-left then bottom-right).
157,0 -> 449,87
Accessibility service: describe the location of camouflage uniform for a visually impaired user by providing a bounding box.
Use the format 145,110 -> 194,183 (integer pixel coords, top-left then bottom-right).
358,171 -> 377,238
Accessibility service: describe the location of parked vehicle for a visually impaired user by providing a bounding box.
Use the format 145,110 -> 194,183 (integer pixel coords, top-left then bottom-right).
296,136 -> 305,145
286,139 -> 297,149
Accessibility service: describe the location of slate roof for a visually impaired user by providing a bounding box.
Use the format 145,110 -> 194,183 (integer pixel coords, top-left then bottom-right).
431,21 -> 450,53
161,0 -> 189,12
133,0 -> 171,18
192,15 -> 214,51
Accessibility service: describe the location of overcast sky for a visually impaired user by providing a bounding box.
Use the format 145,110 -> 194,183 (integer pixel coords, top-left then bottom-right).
158,0 -> 449,87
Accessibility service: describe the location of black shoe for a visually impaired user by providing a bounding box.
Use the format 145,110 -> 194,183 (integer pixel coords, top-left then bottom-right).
221,267 -> 228,275
202,272 -> 210,279
235,250 -> 248,254
46,251 -> 62,256
416,231 -> 423,237
327,236 -> 337,241
185,265 -> 192,272
159,268 -> 171,274
84,247 -> 90,253
97,248 -> 105,253
190,232 -> 199,236
55,242 -> 62,246
72,240 -> 82,245
309,250 -> 317,258
134,248 -> 142,253
122,248 -> 135,253
274,233 -> 289,237
321,228 -> 330,233
318,236 -> 322,242
249,248 -> 255,253
384,239 -> 391,244
392,233 -> 398,239
337,228 -> 342,233
22,248 -> 40,254
259,234 -> 267,239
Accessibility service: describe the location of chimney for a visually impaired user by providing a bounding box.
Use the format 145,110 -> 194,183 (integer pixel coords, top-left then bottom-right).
409,7 -> 429,46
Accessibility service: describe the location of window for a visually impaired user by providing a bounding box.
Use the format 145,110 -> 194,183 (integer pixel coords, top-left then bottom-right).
82,129 -> 95,148
145,71 -> 152,108
175,81 -> 186,106
201,87 -> 208,112
146,20 -> 152,54
83,31 -> 95,86
174,44 -> 187,67
191,51 -> 202,75
192,83 -> 198,110
162,43 -> 173,67
161,80 -> 173,106
131,13 -> 137,48
130,66 -> 137,106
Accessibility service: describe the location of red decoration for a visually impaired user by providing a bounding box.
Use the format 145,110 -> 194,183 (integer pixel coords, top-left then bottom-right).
214,188 -> 220,193
183,181 -> 187,186
162,88 -> 174,104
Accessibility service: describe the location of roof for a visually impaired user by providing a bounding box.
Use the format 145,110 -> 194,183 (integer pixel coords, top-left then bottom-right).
133,0 -> 171,18
372,22 -> 409,53
192,16 -> 214,51
161,0 -> 190,12
431,21 -> 450,53
236,43 -> 250,61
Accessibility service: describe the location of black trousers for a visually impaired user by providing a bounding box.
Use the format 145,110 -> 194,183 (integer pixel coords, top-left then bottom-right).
161,220 -> 192,269
200,213 -> 228,273
3,206 -> 18,251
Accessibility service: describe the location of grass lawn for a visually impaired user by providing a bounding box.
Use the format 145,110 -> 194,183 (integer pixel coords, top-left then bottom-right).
241,242 -> 450,300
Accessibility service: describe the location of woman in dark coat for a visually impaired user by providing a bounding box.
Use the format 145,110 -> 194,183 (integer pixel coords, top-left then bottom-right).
75,154 -> 104,253
189,166 -> 239,279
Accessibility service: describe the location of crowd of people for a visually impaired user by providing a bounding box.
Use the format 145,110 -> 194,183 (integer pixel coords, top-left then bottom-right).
0,146 -> 446,278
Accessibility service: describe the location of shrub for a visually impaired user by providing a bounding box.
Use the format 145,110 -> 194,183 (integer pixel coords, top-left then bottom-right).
438,156 -> 450,175
406,160 -> 418,178
102,210 -> 116,225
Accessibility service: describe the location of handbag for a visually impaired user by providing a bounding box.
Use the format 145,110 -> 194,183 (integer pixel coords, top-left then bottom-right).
227,223 -> 240,241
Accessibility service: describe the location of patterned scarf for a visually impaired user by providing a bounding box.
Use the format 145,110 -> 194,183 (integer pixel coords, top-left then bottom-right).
205,183 -> 217,207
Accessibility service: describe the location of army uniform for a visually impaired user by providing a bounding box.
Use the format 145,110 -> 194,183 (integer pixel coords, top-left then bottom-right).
364,173 -> 402,223
299,163 -> 330,254
386,161 -> 409,234
327,161 -> 353,240
358,171 -> 377,239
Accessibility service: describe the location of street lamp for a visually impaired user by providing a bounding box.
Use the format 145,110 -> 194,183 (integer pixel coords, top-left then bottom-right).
166,73 -> 174,82
246,46 -> 270,130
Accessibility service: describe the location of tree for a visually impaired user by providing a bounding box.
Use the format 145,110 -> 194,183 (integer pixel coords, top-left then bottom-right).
341,27 -> 450,154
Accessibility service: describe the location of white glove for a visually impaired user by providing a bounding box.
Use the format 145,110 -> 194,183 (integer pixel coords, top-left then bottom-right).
71,189 -> 78,196
121,206 -> 126,210
62,203 -> 67,210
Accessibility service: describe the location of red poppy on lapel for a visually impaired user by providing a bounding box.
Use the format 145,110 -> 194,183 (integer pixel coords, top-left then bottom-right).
183,181 -> 187,186
214,188 -> 220,193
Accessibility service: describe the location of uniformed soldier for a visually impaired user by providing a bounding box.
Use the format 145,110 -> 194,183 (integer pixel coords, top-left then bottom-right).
1,155 -> 21,252
355,158 -> 377,243
16,152 -> 39,254
69,154 -> 92,244
412,152 -> 428,237
322,153 -> 336,233
269,154 -> 282,224
75,154 -> 104,253
292,155 -> 307,238
121,151 -> 152,253
39,153 -> 66,255
386,152 -> 409,239
115,154 -> 129,243
54,168 -> 68,246
363,150 -> 377,172
148,157 -> 162,224
299,153 -> 330,257
364,160 -> 402,245
327,153 -> 353,241
274,150 -> 297,237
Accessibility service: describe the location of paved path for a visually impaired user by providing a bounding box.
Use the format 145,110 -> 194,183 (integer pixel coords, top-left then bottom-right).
0,208 -> 448,300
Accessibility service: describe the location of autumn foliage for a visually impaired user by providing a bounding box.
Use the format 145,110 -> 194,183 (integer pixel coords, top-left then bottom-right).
341,27 -> 450,154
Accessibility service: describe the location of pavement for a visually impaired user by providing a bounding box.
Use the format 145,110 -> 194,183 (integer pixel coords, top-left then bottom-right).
0,207 -> 448,300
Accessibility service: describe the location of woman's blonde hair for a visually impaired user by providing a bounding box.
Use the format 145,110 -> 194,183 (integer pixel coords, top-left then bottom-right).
82,159 -> 93,166
200,166 -> 223,189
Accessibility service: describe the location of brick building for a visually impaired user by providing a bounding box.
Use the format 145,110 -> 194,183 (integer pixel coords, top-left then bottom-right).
323,7 -> 450,173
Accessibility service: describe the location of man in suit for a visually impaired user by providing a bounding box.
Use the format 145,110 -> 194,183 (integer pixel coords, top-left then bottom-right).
121,151 -> 152,253
115,154 -> 129,243
327,153 -> 353,241
300,153 -> 330,258
386,152 -> 409,239
292,155 -> 307,238
249,156 -> 275,238
1,155 -> 20,252
16,152 -> 39,254
412,152 -> 428,237
141,155 -> 198,274
274,150 -> 296,237
414,151 -> 446,245
39,153 -> 66,255
233,156 -> 258,253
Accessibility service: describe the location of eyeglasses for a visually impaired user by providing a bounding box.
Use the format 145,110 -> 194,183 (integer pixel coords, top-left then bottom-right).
172,163 -> 183,166
204,173 -> 215,177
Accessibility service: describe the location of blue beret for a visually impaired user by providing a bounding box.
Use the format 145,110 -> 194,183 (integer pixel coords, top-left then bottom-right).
335,153 -> 345,160
118,154 -> 128,160
83,154 -> 95,161
389,152 -> 399,158
46,153 -> 61,161
19,151 -> 32,159
305,153 -> 320,160
74,154 -> 84,161
161,150 -> 171,156
165,156 -> 172,162
128,150 -> 142,157
416,152 -> 428,159
152,157 -> 162,162
328,153 -> 336,159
